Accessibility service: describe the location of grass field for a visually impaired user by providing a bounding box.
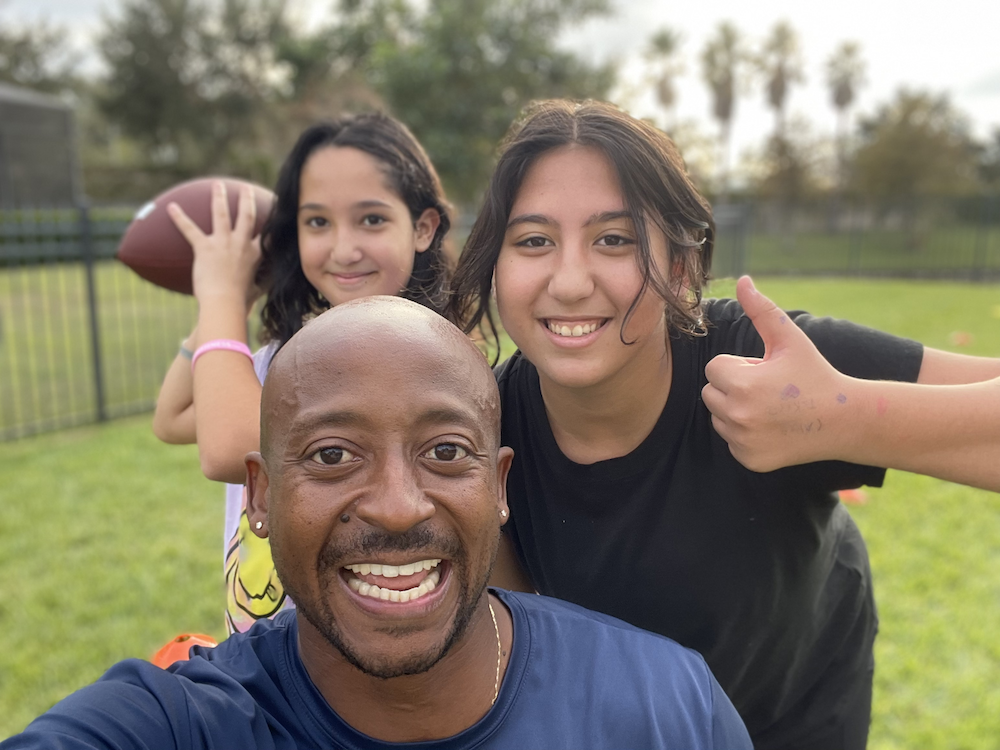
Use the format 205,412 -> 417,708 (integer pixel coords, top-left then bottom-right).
0,421 -> 222,737
0,276 -> 998,746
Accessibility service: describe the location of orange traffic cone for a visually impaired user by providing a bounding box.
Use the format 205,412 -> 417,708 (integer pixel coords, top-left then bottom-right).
839,489 -> 868,505
150,633 -> 218,668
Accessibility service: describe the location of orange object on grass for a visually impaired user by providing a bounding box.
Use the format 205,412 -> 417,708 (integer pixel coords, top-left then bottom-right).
948,331 -> 974,347
150,633 -> 218,668
838,488 -> 868,505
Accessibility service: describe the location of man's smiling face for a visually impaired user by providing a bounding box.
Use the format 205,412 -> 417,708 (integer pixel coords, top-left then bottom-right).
247,298 -> 512,678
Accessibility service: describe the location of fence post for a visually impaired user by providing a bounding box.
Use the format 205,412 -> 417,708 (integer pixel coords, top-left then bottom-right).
848,198 -> 863,276
971,193 -> 994,282
80,202 -> 107,421
735,203 -> 750,277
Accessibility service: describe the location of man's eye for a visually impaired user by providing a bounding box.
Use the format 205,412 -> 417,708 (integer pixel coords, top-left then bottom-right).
423,443 -> 468,461
310,447 -> 356,465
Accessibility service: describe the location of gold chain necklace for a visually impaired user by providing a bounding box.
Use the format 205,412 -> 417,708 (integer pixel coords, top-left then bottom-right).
488,601 -> 501,706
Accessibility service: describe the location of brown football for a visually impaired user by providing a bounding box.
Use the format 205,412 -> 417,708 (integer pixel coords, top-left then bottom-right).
116,177 -> 275,295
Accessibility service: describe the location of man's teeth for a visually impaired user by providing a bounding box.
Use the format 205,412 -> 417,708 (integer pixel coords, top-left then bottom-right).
344,558 -> 441,578
348,568 -> 441,603
547,321 -> 601,337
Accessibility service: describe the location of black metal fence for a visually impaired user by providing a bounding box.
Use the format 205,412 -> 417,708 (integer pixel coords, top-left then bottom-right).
2,195 -> 999,441
712,194 -> 1000,281
0,205 -> 197,440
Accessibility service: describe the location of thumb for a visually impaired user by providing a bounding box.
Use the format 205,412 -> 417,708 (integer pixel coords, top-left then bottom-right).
736,276 -> 805,360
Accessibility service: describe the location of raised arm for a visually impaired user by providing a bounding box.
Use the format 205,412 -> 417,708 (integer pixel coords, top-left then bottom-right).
151,325 -> 198,444
702,277 -> 1000,491
166,182 -> 264,484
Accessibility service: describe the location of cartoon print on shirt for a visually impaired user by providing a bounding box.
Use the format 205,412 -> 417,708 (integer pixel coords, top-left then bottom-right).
224,487 -> 288,633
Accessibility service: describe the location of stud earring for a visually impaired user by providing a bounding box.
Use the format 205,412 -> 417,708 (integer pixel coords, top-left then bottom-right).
255,521 -> 263,530
500,509 -> 508,518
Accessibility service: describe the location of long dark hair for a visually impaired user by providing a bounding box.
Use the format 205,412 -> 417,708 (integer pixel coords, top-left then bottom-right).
447,99 -> 713,360
259,113 -> 453,344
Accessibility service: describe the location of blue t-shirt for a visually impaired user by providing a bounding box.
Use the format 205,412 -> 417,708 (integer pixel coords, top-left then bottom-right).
4,590 -> 750,749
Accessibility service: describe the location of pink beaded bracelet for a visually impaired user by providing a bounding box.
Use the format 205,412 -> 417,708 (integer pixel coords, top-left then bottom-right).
191,339 -> 253,371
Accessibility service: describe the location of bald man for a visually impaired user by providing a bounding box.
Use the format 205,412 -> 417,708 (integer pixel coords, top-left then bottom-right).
3,297 -> 750,750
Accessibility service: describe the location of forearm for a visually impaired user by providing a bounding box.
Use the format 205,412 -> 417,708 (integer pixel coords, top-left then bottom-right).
833,376 -> 1000,491
703,278 -> 1000,491
191,293 -> 262,484
152,330 -> 198,444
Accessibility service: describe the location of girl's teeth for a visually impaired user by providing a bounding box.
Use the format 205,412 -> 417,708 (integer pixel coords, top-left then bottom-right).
548,321 -> 599,337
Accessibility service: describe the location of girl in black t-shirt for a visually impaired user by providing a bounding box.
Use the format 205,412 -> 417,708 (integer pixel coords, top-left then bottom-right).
447,99 -> 1000,750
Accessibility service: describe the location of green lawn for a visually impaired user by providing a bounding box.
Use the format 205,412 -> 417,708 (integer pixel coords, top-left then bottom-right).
0,418 -> 223,737
706,276 -> 1000,358
1,277 -> 999,746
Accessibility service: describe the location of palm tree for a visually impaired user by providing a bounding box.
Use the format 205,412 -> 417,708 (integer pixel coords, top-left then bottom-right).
701,21 -> 744,199
645,27 -> 683,129
756,21 -> 804,140
826,41 -> 866,190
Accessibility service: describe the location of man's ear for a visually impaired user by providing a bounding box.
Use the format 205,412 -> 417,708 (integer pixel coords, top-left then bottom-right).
245,452 -> 270,538
413,207 -> 441,254
496,446 -> 514,525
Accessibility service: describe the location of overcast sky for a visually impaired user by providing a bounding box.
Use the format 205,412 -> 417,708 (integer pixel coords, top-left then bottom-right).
6,0 -> 1000,161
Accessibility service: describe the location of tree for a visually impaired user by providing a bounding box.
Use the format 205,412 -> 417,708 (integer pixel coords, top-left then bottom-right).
749,116 -> 829,203
342,0 -> 615,203
825,41 -> 865,190
91,0 -> 614,202
977,128 -> 1000,190
645,27 -> 683,128
755,21 -> 803,140
852,89 -> 979,200
701,21 -> 745,199
665,119 -> 716,192
97,0 -> 293,177
852,90 -> 979,251
0,14 -> 78,93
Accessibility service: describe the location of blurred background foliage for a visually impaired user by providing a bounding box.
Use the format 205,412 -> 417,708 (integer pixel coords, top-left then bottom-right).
2,2 -> 999,214
0,0 -> 615,205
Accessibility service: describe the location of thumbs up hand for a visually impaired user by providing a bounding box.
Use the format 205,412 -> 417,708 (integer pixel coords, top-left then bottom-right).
702,276 -> 850,472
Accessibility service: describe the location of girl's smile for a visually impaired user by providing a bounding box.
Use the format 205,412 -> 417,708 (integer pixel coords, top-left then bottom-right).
541,318 -> 610,347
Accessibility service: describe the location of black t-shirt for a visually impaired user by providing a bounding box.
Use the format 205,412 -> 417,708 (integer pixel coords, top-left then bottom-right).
496,298 -> 924,748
